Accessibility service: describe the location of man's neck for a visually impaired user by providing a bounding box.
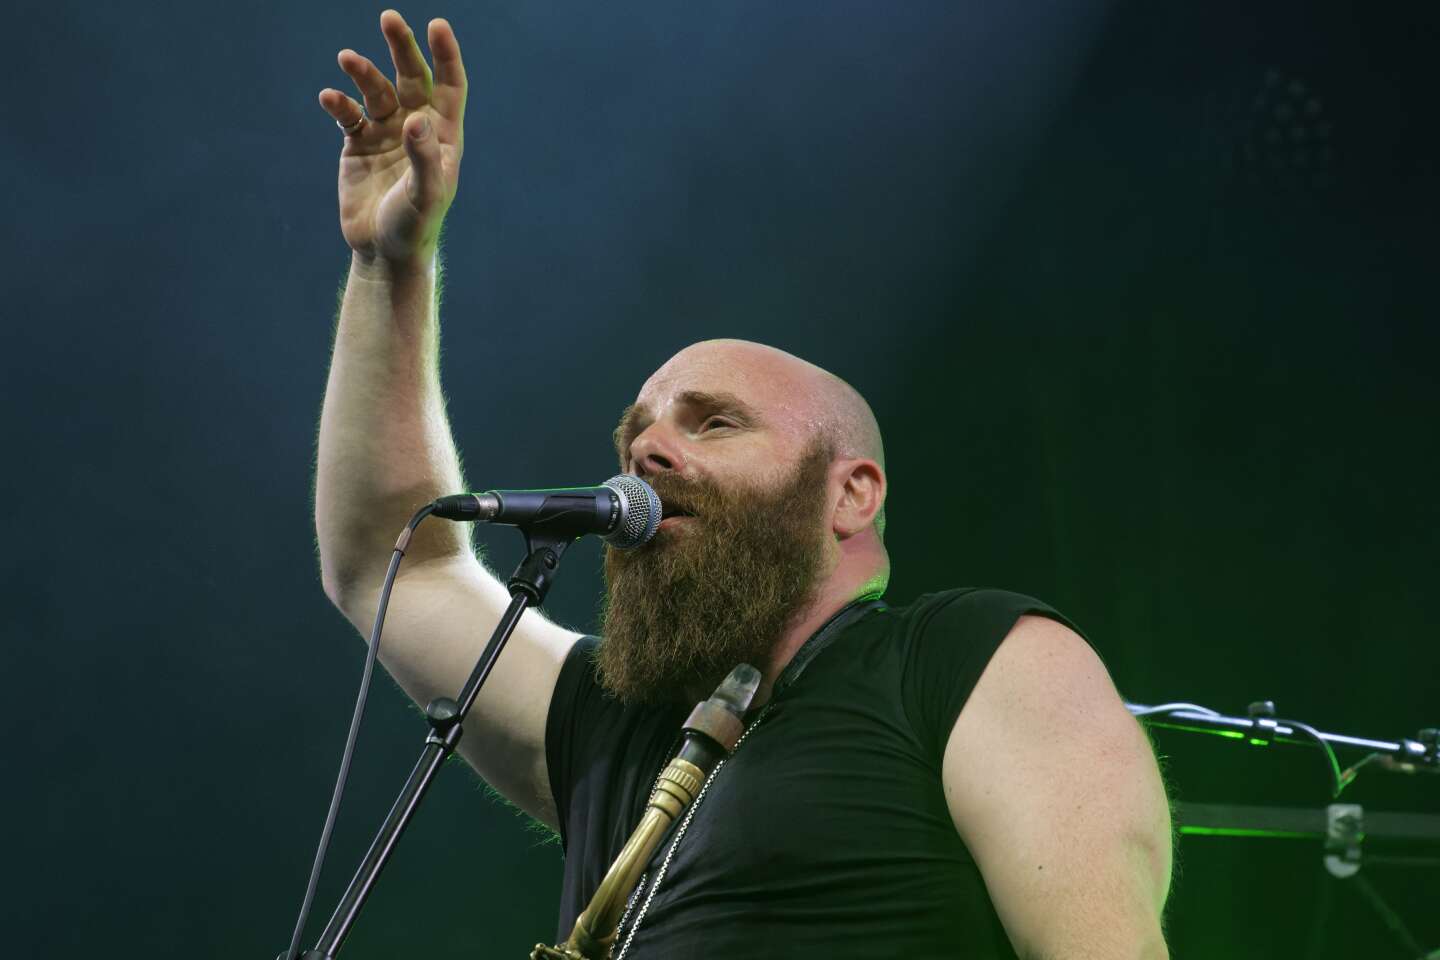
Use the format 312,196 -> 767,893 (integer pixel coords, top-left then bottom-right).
750,570 -> 881,709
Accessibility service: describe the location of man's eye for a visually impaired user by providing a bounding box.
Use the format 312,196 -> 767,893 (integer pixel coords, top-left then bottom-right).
701,416 -> 736,431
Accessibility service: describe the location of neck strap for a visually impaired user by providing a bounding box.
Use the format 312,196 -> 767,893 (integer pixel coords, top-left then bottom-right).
769,596 -> 888,701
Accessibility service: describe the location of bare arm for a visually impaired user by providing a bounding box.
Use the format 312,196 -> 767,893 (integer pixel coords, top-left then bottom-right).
943,616 -> 1172,959
314,12 -> 577,829
316,253 -> 467,595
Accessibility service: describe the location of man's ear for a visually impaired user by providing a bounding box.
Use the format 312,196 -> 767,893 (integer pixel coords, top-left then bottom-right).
831,458 -> 885,539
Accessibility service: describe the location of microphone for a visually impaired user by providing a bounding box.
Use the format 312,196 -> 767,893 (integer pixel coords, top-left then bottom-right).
430,474 -> 661,549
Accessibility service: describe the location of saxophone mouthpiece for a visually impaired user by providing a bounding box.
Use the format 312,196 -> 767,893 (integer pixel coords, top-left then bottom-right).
680,664 -> 762,754
714,663 -> 762,716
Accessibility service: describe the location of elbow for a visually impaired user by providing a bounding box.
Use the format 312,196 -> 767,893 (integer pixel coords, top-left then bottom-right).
317,547 -> 352,609
320,567 -> 347,612
318,551 -> 375,625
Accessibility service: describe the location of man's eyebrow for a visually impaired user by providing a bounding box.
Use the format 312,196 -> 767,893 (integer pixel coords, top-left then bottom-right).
611,390 -> 762,458
676,390 -> 761,420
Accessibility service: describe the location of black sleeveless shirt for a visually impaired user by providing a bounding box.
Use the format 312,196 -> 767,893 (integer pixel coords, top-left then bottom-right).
544,588 -> 1089,958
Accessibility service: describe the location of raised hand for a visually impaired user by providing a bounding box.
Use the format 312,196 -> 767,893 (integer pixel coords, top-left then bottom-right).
317,10 -> 467,267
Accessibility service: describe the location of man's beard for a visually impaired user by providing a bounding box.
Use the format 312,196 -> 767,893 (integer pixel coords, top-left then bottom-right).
597,440 -> 835,706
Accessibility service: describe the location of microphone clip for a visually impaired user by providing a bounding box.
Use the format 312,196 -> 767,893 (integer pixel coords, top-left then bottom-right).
508,529 -> 576,605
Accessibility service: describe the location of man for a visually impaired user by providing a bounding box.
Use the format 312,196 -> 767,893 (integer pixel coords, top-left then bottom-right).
315,11 -> 1172,958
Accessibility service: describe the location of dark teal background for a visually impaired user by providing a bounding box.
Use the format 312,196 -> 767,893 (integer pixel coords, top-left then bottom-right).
4,1 -> 1436,957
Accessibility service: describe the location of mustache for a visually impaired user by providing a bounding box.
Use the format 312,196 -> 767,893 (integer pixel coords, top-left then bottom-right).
644,473 -> 724,519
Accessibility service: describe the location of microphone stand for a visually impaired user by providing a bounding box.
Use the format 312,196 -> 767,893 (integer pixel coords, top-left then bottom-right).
285,527 -> 575,960
1129,698 -> 1439,960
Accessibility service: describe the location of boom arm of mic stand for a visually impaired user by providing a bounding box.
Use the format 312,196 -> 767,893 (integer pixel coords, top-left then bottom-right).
1128,699 -> 1434,765
1127,701 -> 1439,792
292,530 -> 576,960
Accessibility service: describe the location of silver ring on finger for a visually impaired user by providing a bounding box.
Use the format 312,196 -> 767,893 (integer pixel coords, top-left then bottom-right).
337,113 -> 367,135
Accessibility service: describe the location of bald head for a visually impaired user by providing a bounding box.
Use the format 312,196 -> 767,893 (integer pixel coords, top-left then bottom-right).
632,339 -> 887,538
647,340 -> 882,459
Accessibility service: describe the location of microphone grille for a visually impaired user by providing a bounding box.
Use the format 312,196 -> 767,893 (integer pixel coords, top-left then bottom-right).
602,474 -> 661,549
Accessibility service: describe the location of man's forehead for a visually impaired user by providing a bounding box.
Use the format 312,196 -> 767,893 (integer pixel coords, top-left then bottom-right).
636,368 -> 758,413
635,341 -> 805,411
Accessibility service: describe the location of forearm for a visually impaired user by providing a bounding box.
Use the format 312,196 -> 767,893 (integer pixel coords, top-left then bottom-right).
315,250 -> 473,604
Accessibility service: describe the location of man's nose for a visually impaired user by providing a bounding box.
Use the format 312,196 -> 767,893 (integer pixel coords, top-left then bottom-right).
630,423 -> 685,477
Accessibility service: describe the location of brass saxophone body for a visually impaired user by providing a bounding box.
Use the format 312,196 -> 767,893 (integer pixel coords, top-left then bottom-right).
532,664 -> 761,960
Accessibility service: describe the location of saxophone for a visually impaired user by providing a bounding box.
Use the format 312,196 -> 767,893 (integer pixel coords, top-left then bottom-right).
532,663 -> 761,960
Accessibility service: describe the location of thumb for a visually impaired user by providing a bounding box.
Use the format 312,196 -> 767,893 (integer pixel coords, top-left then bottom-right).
401,114 -> 443,211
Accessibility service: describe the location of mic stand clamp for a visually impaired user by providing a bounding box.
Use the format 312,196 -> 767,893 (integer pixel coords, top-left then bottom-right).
1324,804 -> 1363,879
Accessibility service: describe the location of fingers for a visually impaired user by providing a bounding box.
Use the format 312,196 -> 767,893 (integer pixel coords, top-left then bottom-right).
323,12 -> 467,141
427,18 -> 468,126
380,9 -> 434,110
337,49 -> 400,121
401,114 -> 445,211
318,88 -> 366,133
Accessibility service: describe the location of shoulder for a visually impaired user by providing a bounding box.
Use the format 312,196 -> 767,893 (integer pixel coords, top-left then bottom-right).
892,587 -> 1096,757
545,634 -> 626,762
950,613 -> 1111,731
939,609 -> 1119,776
896,587 -> 1089,645
899,587 -> 1106,698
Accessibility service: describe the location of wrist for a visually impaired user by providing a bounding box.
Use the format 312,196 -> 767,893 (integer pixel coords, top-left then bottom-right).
349,248 -> 438,284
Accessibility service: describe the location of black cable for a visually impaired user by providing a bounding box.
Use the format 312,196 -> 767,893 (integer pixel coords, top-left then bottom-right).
283,503 -> 436,960
1338,752 -> 1384,793
1272,715 -> 1346,799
